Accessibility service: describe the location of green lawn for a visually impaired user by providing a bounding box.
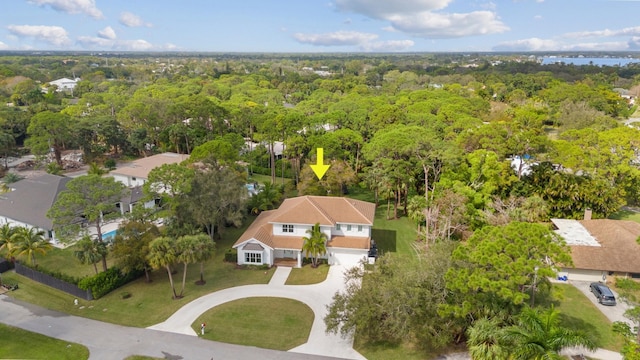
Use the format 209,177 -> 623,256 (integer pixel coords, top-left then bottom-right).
2,219 -> 277,328
552,283 -> 624,351
194,297 -> 314,350
609,209 -> 640,223
286,264 -> 329,285
248,173 -> 293,187
0,323 -> 89,360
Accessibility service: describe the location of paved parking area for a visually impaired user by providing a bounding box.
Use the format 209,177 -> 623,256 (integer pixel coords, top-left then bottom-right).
570,281 -> 633,327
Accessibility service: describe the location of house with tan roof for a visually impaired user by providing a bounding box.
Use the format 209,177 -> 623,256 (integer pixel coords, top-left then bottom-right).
110,152 -> 189,188
233,195 -> 376,268
553,218 -> 640,282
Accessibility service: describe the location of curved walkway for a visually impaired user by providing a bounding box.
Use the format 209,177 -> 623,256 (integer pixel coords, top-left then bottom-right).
148,265 -> 366,360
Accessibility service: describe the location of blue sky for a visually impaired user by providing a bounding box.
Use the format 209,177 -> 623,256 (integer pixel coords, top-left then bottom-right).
1,0 -> 639,52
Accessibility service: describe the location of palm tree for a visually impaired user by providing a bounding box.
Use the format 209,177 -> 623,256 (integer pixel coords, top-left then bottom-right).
176,235 -> 199,297
466,318 -> 510,360
302,223 -> 328,268
147,236 -> 178,299
407,195 -> 427,239
87,162 -> 107,176
0,224 -> 15,254
506,306 -> 596,360
192,233 -> 215,285
10,227 -> 52,266
250,181 -> 282,214
74,236 -> 107,274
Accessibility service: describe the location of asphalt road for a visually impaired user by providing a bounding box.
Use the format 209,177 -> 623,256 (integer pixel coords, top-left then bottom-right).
0,295 -> 344,360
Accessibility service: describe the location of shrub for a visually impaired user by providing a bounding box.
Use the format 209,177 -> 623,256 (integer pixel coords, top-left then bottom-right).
78,267 -> 142,299
224,249 -> 237,263
302,257 -> 328,266
104,158 -> 116,170
616,277 -> 640,291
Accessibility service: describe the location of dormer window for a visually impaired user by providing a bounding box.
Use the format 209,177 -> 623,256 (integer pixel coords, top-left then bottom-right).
336,224 -> 341,230
347,225 -> 352,231
282,224 -> 294,233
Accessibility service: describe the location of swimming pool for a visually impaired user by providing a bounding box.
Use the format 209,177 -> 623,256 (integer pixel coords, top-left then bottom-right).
102,229 -> 117,241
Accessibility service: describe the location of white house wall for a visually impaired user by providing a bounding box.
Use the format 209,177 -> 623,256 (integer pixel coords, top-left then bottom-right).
271,223 -> 325,237
236,241 -> 273,267
331,224 -> 371,238
0,216 -> 57,244
562,267 -> 606,282
111,174 -> 146,188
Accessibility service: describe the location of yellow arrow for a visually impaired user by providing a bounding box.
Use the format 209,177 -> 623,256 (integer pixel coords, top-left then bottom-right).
310,148 -> 330,180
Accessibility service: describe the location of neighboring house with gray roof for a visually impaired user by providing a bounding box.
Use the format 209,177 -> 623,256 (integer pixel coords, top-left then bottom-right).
0,174 -> 71,245
553,218 -> 640,282
233,195 -> 376,268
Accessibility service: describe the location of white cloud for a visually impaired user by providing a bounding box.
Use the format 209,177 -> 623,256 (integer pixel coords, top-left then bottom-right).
387,10 -> 508,38
564,26 -> 640,39
533,15 -> 542,20
293,30 -> 413,52
28,0 -> 103,19
97,26 -> 116,40
493,37 -> 558,51
0,41 -> 8,50
335,0 -> 451,19
113,39 -> 153,51
119,12 -> 152,28
628,37 -> 640,50
77,35 -> 113,47
7,24 -> 71,46
562,41 -> 628,51
76,36 -> 155,51
334,0 -> 507,38
293,31 -> 378,46
493,37 -> 629,51
361,39 -> 415,51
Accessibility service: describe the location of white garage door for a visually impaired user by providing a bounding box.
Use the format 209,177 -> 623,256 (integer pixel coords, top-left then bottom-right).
329,249 -> 368,268
564,268 -> 606,282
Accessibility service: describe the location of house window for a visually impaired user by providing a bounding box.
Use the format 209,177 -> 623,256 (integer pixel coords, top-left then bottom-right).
282,224 -> 294,233
347,225 -> 352,231
132,177 -> 137,181
358,225 -> 363,232
336,224 -> 341,231
245,252 -> 262,264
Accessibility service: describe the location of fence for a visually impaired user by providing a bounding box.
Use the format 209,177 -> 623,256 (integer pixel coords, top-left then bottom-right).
0,258 -> 12,273
15,262 -> 93,300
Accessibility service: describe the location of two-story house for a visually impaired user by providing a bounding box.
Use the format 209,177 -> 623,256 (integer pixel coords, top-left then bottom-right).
233,195 -> 376,268
109,152 -> 189,212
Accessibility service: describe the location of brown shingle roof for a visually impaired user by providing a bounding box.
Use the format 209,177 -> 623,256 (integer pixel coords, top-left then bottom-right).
109,153 -> 189,180
328,236 -> 370,250
269,196 -> 375,225
233,196 -> 376,251
568,219 -> 640,273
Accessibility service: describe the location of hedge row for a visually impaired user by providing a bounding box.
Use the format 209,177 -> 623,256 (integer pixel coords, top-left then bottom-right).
78,267 -> 142,299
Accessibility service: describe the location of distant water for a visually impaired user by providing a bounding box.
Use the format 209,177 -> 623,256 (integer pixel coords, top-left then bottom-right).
541,57 -> 640,66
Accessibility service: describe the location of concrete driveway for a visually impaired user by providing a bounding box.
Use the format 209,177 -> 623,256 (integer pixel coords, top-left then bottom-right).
570,281 -> 634,327
148,265 -> 366,360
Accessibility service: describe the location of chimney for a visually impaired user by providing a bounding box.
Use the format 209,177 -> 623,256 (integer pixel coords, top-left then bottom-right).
584,208 -> 592,221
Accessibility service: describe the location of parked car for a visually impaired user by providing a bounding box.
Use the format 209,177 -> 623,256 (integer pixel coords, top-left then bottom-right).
589,282 -> 617,306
